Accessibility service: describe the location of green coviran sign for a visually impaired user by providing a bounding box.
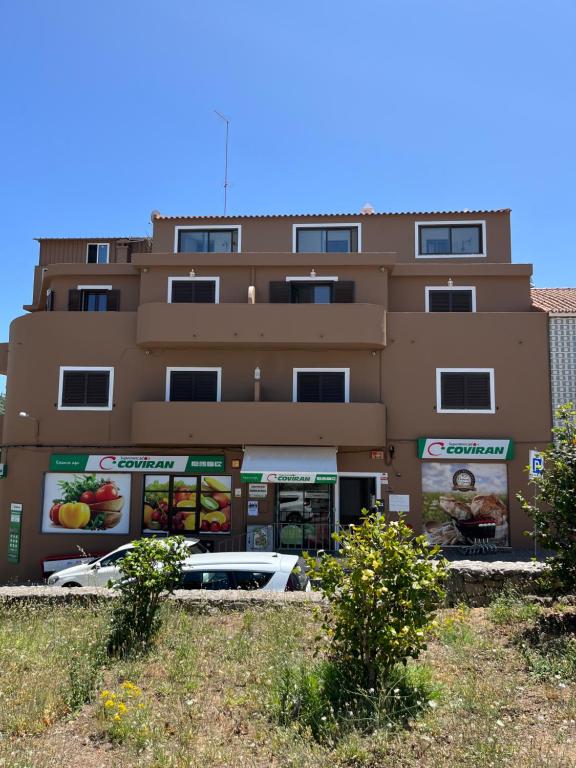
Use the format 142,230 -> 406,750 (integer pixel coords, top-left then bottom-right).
417,438 -> 514,461
49,454 -> 225,473
240,471 -> 337,484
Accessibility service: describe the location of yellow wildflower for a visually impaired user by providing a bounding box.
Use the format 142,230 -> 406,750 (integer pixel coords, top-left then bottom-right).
113,713 -> 121,722
117,702 -> 127,714
104,699 -> 115,710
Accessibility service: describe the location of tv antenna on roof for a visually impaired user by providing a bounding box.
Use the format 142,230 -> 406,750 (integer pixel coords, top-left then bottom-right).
214,110 -> 231,215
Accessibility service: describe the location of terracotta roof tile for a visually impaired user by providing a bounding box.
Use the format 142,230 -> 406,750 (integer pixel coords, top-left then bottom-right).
531,288 -> 576,313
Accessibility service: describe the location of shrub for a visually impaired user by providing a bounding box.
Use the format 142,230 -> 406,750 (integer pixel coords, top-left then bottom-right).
106,537 -> 189,658
306,510 -> 447,692
518,403 -> 576,594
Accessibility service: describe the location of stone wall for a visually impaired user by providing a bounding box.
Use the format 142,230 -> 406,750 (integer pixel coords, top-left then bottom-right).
0,561 -> 548,610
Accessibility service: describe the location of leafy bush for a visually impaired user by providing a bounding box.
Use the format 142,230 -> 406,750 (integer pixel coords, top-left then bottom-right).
518,403 -> 576,594
106,537 -> 189,658
306,511 -> 446,691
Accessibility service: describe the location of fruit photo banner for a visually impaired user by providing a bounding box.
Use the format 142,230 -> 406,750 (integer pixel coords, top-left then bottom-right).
142,475 -> 232,535
42,473 -> 131,534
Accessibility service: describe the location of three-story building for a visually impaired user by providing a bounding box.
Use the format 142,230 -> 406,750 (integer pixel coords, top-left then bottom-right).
0,209 -> 552,580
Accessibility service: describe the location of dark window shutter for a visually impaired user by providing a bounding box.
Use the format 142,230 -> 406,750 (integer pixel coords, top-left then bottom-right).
107,290 -> 120,311
333,281 -> 355,303
68,289 -> 82,311
441,372 -> 491,410
319,372 -> 346,402
269,281 -> 290,303
171,280 -> 216,303
62,372 -> 87,405
169,371 -> 218,402
297,372 -> 345,403
464,373 -> 491,408
450,290 -> 473,312
428,291 -> 451,312
192,281 -> 216,303
61,370 -> 110,407
86,372 -> 110,406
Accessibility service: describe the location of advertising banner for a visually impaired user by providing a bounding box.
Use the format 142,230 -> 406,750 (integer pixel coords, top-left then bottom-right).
240,471 -> 337,484
418,438 -> 514,460
142,475 -> 232,534
422,462 -> 509,547
50,454 -> 225,473
42,473 -> 131,534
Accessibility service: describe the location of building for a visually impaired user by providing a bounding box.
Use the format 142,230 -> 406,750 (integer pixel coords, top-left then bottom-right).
0,209 -> 552,581
531,288 -> 576,425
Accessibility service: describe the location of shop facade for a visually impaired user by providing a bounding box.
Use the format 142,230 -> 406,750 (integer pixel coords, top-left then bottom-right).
0,208 -> 553,581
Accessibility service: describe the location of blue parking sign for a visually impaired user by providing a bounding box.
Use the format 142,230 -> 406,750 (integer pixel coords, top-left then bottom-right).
529,450 -> 544,479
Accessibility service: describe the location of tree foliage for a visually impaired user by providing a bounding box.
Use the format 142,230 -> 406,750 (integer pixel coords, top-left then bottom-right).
106,536 -> 189,658
519,403 -> 576,593
306,511 -> 446,691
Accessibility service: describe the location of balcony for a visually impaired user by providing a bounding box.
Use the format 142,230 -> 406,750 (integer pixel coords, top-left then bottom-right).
131,401 -> 386,446
136,303 -> 386,349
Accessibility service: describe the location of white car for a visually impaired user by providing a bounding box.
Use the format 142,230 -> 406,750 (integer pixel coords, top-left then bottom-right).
46,539 -> 208,587
178,552 -> 310,592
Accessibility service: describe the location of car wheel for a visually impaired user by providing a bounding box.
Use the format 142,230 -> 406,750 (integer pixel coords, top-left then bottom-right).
62,581 -> 81,588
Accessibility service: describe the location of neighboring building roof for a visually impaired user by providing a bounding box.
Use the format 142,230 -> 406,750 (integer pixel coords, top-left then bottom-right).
152,208 -> 510,220
531,288 -> 576,314
35,236 -> 149,241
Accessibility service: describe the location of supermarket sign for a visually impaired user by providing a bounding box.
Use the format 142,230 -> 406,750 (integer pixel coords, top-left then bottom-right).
417,438 -> 514,460
50,454 -> 225,473
240,471 -> 337,484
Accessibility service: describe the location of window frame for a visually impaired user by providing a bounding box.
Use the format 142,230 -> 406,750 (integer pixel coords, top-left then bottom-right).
292,367 -> 350,403
57,366 -> 114,411
292,224 -> 362,254
436,367 -> 495,414
167,276 -> 221,303
165,367 -> 222,403
425,286 -> 477,312
415,221 -> 486,259
174,225 -> 242,254
86,243 -> 110,264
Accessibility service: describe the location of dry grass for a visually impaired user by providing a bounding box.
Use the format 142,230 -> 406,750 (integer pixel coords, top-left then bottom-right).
0,600 -> 575,767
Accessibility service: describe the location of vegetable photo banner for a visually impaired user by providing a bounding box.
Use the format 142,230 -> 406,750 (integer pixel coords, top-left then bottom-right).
42,473 -> 131,534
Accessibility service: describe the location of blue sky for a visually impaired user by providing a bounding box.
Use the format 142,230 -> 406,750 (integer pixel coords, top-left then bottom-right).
1,0 -> 575,392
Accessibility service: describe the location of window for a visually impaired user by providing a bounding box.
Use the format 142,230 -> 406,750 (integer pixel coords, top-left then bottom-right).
175,227 -> 240,253
233,571 -> 273,590
436,368 -> 495,413
86,243 -> 110,264
294,225 -> 360,253
68,288 -> 119,311
180,571 -> 233,590
58,367 -> 114,410
416,222 -> 486,258
166,368 -> 221,402
167,277 -> 219,303
97,551 -> 127,568
425,287 -> 476,312
269,278 -> 355,303
293,368 -> 349,403
143,474 -> 231,535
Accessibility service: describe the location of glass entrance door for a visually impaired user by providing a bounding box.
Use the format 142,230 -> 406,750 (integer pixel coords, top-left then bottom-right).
276,483 -> 333,551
